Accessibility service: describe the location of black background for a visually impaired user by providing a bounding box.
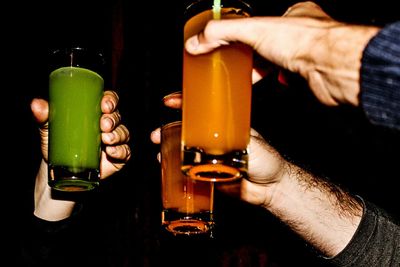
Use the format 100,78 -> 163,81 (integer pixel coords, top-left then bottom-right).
4,0 -> 400,266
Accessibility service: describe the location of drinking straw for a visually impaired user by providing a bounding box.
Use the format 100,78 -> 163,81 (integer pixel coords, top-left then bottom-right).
213,0 -> 221,19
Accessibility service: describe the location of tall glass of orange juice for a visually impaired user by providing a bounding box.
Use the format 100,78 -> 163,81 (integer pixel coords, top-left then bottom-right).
182,0 -> 253,182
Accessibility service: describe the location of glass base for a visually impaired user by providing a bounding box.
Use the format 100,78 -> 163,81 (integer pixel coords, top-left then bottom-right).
162,209 -> 214,236
49,165 -> 100,192
182,147 -> 248,182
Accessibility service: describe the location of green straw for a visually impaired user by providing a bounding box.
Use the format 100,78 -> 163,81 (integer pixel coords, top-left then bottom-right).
213,0 -> 221,19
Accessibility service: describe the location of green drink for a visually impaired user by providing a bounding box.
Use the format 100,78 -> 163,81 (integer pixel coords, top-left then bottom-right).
48,48 -> 104,192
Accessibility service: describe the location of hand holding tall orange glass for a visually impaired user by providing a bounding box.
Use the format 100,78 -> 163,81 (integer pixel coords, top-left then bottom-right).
181,0 -> 253,182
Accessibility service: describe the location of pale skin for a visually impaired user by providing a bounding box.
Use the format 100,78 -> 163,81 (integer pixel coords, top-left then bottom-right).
150,2 -> 380,258
31,90 -> 131,221
185,1 -> 380,107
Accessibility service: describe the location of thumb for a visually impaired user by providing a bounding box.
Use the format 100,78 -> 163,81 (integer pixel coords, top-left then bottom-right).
31,98 -> 49,125
185,18 -> 251,55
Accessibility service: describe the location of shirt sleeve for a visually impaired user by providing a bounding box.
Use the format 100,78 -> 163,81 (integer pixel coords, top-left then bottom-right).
361,21 -> 400,131
18,204 -> 84,266
327,199 -> 400,266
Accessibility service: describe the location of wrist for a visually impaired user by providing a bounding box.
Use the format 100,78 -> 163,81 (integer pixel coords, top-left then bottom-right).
34,159 -> 76,221
265,163 -> 363,257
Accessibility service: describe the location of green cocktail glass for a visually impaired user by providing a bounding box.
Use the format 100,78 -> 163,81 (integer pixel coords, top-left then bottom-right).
48,47 -> 104,192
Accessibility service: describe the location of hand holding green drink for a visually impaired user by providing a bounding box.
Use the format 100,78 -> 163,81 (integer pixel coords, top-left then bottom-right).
48,47 -> 105,192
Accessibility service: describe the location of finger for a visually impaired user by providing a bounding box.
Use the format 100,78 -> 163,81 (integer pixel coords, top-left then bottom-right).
185,18 -> 259,55
100,110 -> 122,132
101,90 -> 119,114
185,20 -> 230,55
102,124 -> 130,145
105,143 -> 131,162
150,128 -> 161,144
30,98 -> 49,125
250,128 -> 262,138
162,91 -> 182,109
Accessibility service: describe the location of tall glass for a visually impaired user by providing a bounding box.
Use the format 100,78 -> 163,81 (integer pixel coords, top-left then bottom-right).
48,47 -> 105,192
161,121 -> 215,236
182,0 -> 253,182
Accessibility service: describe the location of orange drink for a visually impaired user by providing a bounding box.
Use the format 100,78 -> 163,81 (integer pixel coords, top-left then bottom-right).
161,121 -> 215,236
182,0 -> 253,182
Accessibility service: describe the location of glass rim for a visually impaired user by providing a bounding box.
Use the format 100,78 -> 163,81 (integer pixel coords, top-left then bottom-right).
48,46 -> 106,76
161,120 -> 182,131
184,0 -> 253,18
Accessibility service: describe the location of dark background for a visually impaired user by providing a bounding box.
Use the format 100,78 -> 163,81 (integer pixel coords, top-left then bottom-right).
4,0 -> 400,266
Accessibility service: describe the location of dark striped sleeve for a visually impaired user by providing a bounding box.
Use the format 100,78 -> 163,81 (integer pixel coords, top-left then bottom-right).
361,21 -> 400,131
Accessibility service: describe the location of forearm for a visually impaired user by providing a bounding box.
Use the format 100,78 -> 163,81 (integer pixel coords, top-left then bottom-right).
265,163 -> 363,257
34,159 -> 75,221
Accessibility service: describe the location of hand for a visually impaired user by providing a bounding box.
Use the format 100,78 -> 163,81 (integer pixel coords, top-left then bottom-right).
31,90 -> 131,221
153,93 -> 363,257
184,1 -> 379,106
150,92 -> 286,207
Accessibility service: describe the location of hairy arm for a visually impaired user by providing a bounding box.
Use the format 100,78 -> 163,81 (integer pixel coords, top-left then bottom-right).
257,164 -> 362,256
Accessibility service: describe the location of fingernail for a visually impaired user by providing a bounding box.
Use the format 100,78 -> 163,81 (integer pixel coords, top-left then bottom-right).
106,132 -> 115,142
151,130 -> 160,141
106,118 -> 114,129
107,146 -> 117,155
106,100 -> 114,111
162,91 -> 182,104
186,36 -> 199,51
